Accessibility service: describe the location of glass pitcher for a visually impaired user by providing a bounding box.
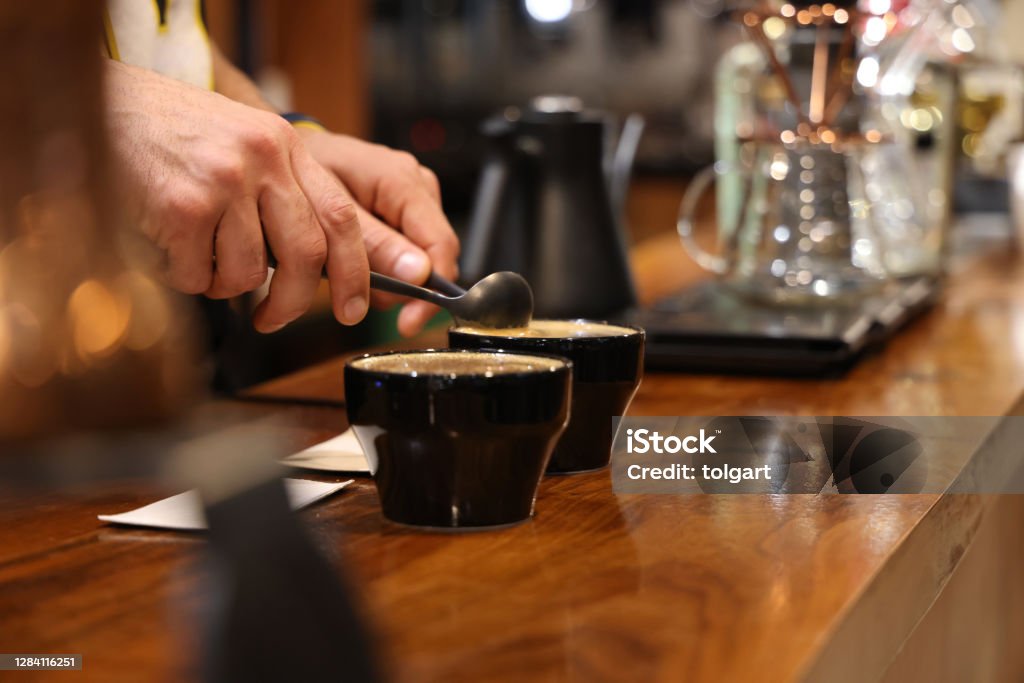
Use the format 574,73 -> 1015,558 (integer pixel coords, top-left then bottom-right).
677,136 -> 898,306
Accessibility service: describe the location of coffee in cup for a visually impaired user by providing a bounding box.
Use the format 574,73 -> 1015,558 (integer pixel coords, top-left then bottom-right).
344,350 -> 571,529
454,320 -> 634,339
449,320 -> 644,474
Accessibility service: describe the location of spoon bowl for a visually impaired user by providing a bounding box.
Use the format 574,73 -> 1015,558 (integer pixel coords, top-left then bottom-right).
369,270 -> 534,329
452,271 -> 534,328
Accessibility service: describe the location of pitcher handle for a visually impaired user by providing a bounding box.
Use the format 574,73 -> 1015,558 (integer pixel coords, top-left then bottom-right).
677,162 -> 731,275
461,156 -> 510,283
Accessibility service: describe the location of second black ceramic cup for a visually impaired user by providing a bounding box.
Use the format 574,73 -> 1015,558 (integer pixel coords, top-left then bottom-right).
449,320 -> 645,473
345,349 -> 571,529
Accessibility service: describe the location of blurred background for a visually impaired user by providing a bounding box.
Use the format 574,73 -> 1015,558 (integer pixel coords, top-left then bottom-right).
197,0 -> 1024,388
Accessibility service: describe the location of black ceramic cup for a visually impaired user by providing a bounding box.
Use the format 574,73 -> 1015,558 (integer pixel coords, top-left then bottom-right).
344,349 -> 571,529
449,320 -> 645,474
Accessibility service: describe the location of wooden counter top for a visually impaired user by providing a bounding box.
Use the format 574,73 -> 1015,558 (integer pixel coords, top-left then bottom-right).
2,230 -> 1024,682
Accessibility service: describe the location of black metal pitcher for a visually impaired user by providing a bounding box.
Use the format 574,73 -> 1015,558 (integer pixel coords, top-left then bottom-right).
462,96 -> 642,319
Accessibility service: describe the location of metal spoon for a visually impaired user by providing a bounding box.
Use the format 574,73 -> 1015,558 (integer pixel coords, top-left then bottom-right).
370,270 -> 534,329
265,248 -> 533,328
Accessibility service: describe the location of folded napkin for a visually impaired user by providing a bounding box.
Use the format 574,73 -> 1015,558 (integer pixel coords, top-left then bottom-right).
98,478 -> 354,531
281,429 -> 370,473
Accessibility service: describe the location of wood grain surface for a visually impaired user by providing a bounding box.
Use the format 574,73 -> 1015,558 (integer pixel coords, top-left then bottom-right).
2,231 -> 1024,682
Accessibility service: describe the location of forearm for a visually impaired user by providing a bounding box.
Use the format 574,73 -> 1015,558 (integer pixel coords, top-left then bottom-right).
211,44 -> 275,112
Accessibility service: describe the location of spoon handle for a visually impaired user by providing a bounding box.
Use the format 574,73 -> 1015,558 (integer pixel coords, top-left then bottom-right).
426,272 -> 466,297
265,246 -> 463,303
369,272 -> 453,306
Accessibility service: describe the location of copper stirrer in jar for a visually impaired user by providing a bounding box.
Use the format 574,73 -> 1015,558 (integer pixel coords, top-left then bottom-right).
737,2 -> 863,140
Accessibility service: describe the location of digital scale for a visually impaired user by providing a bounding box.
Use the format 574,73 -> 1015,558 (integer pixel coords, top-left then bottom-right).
619,277 -> 938,377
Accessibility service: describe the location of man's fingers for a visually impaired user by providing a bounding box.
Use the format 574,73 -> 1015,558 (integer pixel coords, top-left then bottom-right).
373,177 -> 460,281
163,234 -> 215,295
300,136 -> 460,282
362,209 -> 431,283
153,199 -> 217,295
289,145 -> 369,326
252,179 -> 329,333
419,166 -> 442,204
397,300 -> 441,338
205,198 -> 267,299
362,202 -> 449,337
350,205 -> 421,309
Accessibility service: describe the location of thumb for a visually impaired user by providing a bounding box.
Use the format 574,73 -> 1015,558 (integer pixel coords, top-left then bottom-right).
361,210 -> 431,284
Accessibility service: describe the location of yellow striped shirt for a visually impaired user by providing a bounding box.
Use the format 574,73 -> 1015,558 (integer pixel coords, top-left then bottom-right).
104,0 -> 213,90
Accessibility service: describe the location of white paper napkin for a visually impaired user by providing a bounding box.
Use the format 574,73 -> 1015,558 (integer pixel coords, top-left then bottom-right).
281,429 -> 369,473
98,478 -> 354,531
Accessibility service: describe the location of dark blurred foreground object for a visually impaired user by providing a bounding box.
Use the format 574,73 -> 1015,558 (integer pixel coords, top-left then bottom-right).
462,96 -> 640,318
203,476 -> 379,683
0,5 -> 378,681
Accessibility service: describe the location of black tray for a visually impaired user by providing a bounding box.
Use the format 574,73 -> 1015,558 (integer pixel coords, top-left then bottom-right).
617,278 -> 938,377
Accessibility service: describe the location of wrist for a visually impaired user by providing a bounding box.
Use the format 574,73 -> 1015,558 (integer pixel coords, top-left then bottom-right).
280,111 -> 326,134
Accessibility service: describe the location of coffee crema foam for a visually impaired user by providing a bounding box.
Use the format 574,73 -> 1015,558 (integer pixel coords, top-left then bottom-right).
351,351 -> 565,376
454,319 -> 636,339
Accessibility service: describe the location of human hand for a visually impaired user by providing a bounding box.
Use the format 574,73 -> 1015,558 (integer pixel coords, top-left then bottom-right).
105,61 -> 370,333
296,130 -> 460,337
